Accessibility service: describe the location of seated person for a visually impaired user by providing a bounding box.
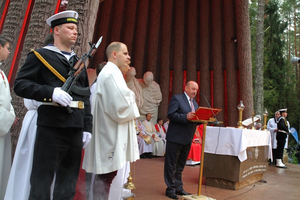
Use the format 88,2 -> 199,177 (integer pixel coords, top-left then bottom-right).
254,122 -> 262,130
135,118 -> 153,158
155,118 -> 166,144
143,113 -> 165,156
186,125 -> 203,166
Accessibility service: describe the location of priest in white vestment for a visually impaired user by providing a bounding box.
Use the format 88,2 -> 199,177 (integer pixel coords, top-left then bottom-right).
267,111 -> 280,165
4,99 -> 40,200
143,113 -> 165,156
83,42 -> 140,200
135,118 -> 153,158
0,36 -> 16,200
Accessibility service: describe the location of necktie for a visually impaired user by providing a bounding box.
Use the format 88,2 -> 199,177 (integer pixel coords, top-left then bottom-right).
190,98 -> 195,112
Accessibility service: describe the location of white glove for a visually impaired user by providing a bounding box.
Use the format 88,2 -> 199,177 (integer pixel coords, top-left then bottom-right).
52,87 -> 72,107
82,131 -> 92,149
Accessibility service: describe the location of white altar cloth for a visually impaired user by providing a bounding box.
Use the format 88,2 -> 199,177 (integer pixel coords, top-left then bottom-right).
204,127 -> 272,162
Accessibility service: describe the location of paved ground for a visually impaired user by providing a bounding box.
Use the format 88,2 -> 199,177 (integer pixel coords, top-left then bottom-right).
132,156 -> 300,200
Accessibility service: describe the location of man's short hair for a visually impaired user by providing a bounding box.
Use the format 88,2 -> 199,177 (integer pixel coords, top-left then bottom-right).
157,118 -> 163,124
106,42 -> 122,58
96,62 -> 106,76
0,35 -> 10,46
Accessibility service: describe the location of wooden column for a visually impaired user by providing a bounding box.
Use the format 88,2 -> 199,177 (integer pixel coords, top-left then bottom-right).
132,0 -> 150,78
186,0 -> 198,83
224,0 -> 239,126
171,0 -> 185,95
211,0 -> 225,123
108,0 -> 126,42
158,0 -> 173,120
89,0 -> 114,68
146,0 -> 162,79
235,0 -> 253,119
122,0 -> 138,59
199,0 -> 211,105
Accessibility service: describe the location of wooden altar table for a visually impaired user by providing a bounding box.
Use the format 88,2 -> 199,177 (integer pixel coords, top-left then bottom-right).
203,127 -> 272,190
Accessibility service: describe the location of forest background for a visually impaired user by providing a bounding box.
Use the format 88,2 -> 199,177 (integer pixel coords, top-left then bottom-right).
250,0 -> 300,156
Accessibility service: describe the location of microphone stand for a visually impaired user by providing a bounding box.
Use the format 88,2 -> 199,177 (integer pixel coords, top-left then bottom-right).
183,97 -> 221,200
199,93 -> 220,125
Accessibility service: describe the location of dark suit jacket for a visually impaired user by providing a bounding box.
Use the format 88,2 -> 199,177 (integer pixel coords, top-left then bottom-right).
14,48 -> 92,133
166,93 -> 199,145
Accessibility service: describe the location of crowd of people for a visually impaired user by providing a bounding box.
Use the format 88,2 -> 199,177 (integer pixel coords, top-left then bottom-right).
0,10 -> 202,200
1,9 -> 290,200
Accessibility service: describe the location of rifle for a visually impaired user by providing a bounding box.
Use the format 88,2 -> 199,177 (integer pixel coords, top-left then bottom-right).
61,36 -> 103,113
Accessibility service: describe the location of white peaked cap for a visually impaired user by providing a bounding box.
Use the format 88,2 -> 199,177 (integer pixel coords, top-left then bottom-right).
278,108 -> 287,112
46,10 -> 78,28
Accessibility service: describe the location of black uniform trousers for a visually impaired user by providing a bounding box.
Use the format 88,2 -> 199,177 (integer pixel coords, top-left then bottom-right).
275,132 -> 287,160
29,125 -> 83,200
164,140 -> 192,195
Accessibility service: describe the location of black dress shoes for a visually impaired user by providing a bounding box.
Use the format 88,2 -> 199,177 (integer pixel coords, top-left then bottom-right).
166,192 -> 179,199
140,153 -> 146,159
176,190 -> 192,195
146,152 -> 152,158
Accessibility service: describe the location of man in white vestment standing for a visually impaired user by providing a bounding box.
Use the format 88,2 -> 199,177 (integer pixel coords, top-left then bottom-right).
83,42 -> 140,200
143,113 -> 165,156
0,35 -> 16,200
267,111 -> 280,165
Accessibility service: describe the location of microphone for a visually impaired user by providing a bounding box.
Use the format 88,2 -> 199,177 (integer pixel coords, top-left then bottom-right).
199,93 -> 220,125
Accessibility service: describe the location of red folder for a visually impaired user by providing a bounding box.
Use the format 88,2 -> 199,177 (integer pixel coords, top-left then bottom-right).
190,107 -> 222,122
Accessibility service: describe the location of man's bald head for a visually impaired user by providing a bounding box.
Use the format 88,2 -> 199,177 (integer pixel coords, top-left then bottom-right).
185,81 -> 199,99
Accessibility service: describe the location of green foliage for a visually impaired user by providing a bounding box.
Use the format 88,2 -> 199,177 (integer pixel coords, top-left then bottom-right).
292,151 -> 299,164
250,0 -> 300,138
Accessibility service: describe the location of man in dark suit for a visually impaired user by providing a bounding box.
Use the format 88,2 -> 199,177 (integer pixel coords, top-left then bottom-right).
164,81 -> 199,199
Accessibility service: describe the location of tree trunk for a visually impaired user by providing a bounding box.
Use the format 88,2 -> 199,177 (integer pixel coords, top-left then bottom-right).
224,0 -> 239,126
211,0 -> 225,123
199,0 -> 211,105
1,0 -> 28,159
67,0 -> 100,58
288,12 -> 290,62
235,0 -> 254,119
294,8 -> 297,57
1,0 -> 30,76
0,0 -> 7,24
254,0 -> 265,117
158,0 -> 173,120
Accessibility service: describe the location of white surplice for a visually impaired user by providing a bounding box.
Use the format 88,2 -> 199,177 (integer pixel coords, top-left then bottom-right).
87,74 -> 132,200
4,99 -> 40,200
143,120 -> 165,156
0,69 -> 15,200
88,162 -> 131,200
267,118 -> 277,149
83,61 -> 140,174
135,119 -> 153,155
